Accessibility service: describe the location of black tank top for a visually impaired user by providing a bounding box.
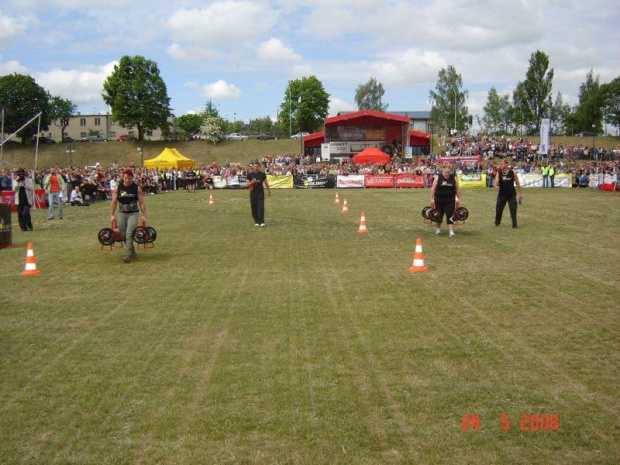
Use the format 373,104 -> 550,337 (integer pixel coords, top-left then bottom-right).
435,174 -> 456,199
117,182 -> 139,212
498,170 -> 517,197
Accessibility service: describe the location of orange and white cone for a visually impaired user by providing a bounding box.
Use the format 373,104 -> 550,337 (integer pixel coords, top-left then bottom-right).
334,192 -> 340,204
357,212 -> 369,234
208,194 -> 214,206
409,238 -> 428,272
21,241 -> 41,276
341,198 -> 349,214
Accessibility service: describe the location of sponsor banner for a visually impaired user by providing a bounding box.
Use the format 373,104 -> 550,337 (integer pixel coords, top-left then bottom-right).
226,175 -> 248,189
336,175 -> 365,188
539,118 -> 550,155
0,190 -> 47,211
587,173 -> 617,188
329,141 -> 386,155
293,175 -> 335,189
267,175 -> 294,189
365,174 -> 395,188
518,173 -> 572,188
212,175 -> 227,189
321,143 -> 330,161
436,156 -> 481,163
457,173 -> 487,188
395,174 -> 425,188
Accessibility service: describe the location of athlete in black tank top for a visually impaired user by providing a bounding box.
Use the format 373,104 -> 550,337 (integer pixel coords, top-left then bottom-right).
493,160 -> 523,228
430,166 -> 461,237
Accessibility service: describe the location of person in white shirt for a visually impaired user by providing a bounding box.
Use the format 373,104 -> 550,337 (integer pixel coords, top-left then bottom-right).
70,186 -> 89,206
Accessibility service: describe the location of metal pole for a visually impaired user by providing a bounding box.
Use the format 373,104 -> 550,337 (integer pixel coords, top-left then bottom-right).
289,85 -> 292,136
34,113 -> 41,170
453,88 -> 457,133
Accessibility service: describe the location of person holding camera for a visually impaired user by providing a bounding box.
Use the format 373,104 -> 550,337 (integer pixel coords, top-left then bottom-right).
13,169 -> 35,231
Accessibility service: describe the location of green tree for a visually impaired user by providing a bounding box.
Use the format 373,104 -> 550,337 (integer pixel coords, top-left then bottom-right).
513,50 -> 554,132
429,65 -> 469,134
574,70 -> 603,133
354,77 -> 388,112
279,76 -> 330,136
249,116 -> 274,134
49,96 -> 77,142
0,73 -> 51,143
550,92 -> 571,135
482,87 -> 511,134
176,114 -> 204,138
202,100 -> 220,118
102,55 -> 172,141
600,76 -> 620,129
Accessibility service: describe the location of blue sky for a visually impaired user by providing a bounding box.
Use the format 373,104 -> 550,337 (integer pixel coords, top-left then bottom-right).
1,0 -> 618,125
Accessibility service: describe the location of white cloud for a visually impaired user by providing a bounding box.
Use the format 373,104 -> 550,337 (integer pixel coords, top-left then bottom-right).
165,2 -> 280,47
369,50 -> 448,86
200,80 -> 241,99
0,57 -> 29,75
0,12 -> 25,47
34,62 -> 117,104
328,97 -> 356,116
257,38 -> 300,64
166,43 -> 223,62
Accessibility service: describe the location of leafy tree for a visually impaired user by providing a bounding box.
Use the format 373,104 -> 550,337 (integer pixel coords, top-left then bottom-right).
279,76 -> 330,136
200,116 -> 223,144
203,100 -> 220,118
482,87 -> 511,134
176,114 -> 204,137
600,76 -> 620,129
354,77 -> 388,112
0,73 -> 51,143
550,92 -> 571,135
49,96 -> 76,142
513,50 -> 554,132
249,116 -> 274,134
102,55 -> 172,141
429,65 -> 469,134
574,70 -> 603,133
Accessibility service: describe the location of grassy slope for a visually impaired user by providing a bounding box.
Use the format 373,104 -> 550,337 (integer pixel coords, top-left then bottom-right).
0,187 -> 618,463
2,136 -> 618,170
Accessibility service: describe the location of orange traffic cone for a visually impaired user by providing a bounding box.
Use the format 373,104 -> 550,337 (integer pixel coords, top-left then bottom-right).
208,194 -> 214,206
334,192 -> 340,204
341,198 -> 349,214
409,238 -> 428,272
357,212 -> 369,234
21,241 -> 41,276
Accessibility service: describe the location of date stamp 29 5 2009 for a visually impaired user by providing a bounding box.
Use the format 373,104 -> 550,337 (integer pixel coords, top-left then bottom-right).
461,414 -> 560,432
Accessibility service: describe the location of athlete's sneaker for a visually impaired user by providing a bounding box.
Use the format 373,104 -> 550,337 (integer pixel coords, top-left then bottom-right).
260,223 -> 265,227
449,231 -> 456,237
435,228 -> 441,235
255,223 -> 259,227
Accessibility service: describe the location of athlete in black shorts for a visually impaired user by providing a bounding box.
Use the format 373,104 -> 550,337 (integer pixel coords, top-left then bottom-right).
430,165 -> 461,237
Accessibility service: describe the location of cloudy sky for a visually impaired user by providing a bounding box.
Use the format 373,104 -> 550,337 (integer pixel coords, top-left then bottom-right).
1,0 -> 618,123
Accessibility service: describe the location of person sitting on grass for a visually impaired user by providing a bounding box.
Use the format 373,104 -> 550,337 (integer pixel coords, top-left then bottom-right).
70,186 -> 89,206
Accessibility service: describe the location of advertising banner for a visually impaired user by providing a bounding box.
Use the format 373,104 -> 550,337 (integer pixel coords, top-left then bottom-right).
436,156 -> 482,163
212,175 -> 227,189
293,175 -> 335,189
518,173 -> 572,188
1,190 -> 47,211
587,173 -> 617,188
365,174 -> 395,188
395,174 -> 425,188
267,175 -> 294,189
336,175 -> 365,188
321,143 -> 331,161
457,173 -> 487,188
0,191 -> 16,212
226,175 -> 247,189
329,141 -> 385,155
539,118 -> 550,155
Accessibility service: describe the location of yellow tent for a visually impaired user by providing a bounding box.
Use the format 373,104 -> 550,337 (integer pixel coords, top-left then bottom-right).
144,147 -> 196,169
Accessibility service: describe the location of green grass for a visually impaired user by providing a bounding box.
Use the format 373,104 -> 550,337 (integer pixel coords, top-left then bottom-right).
1,187 -> 619,464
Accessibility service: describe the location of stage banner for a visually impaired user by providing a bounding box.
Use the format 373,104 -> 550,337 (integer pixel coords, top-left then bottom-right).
457,173 -> 487,188
34,189 -> 47,208
212,175 -> 228,189
293,175 -> 335,189
365,174 -> 395,188
518,173 -> 572,188
267,175 -> 294,189
321,143 -> 331,161
395,174 -> 425,188
336,175 -> 365,188
0,191 -> 16,212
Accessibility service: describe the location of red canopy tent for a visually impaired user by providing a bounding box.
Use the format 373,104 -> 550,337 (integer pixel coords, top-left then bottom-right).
352,147 -> 390,165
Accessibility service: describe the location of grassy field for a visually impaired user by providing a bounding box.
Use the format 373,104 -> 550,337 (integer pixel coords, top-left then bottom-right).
0,186 -> 618,464
1,135 -> 619,170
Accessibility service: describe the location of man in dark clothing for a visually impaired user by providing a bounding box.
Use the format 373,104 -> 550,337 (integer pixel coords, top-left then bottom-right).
493,160 -> 523,228
246,164 -> 271,227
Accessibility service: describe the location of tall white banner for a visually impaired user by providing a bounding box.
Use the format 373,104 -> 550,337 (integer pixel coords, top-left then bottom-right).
539,118 -> 550,155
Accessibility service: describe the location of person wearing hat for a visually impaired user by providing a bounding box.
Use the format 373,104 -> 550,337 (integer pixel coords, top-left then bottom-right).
13,169 -> 35,231
109,169 -> 147,263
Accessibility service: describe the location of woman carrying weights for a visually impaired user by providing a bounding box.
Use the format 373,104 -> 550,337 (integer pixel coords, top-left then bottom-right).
429,165 -> 461,237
